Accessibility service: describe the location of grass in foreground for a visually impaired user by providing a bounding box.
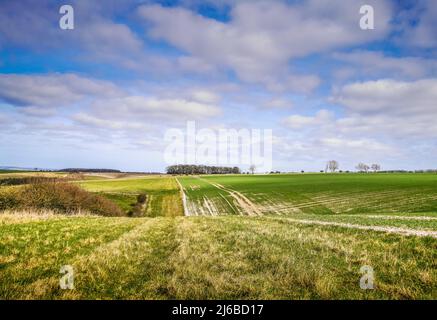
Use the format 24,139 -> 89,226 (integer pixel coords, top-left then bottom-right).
0,214 -> 435,299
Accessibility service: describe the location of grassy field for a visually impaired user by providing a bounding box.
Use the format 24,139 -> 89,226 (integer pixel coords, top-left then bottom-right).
78,176 -> 183,217
0,214 -> 435,299
179,173 -> 437,215
0,173 -> 436,299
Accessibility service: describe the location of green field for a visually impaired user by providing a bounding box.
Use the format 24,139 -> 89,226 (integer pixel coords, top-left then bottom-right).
0,173 -> 436,299
78,176 -> 183,217
179,174 -> 437,215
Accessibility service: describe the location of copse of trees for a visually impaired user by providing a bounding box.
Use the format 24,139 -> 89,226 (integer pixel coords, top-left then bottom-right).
322,160 -> 384,173
379,169 -> 437,173
356,163 -> 381,173
166,165 -> 241,175
371,164 -> 381,172
356,163 -> 370,172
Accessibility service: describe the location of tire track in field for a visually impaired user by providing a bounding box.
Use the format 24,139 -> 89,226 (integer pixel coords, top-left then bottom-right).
271,217 -> 437,239
175,177 -> 190,216
264,189 -> 437,214
218,192 -> 239,215
202,196 -> 219,216
7,218 -> 144,299
198,178 -> 262,216
58,218 -> 178,299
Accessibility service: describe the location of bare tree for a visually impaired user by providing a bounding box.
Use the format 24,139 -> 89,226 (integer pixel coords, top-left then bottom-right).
356,163 -> 370,173
326,160 -> 339,173
249,164 -> 256,174
371,164 -> 381,172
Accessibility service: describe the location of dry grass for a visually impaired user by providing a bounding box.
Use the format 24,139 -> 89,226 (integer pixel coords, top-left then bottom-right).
1,214 -> 435,299
0,182 -> 124,216
0,209 -> 92,225
80,176 -> 183,217
1,173 -> 436,300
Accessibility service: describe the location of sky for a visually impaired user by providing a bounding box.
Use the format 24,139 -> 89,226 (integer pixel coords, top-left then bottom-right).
0,0 -> 437,172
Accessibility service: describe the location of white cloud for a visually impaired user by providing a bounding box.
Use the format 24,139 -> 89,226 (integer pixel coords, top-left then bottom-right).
3,0 -> 437,172
189,90 -> 221,104
317,137 -> 395,153
0,1 -> 161,71
177,56 -> 217,74
72,113 -> 149,131
264,98 -> 293,109
283,75 -> 321,94
398,0 -> 437,48
77,21 -> 146,68
273,133 -> 399,171
86,96 -> 222,123
0,114 -> 8,124
283,109 -> 333,129
0,73 -> 123,108
278,78 -> 437,166
331,79 -> 437,115
139,0 -> 392,92
282,78 -> 437,141
19,106 -> 57,117
332,51 -> 437,79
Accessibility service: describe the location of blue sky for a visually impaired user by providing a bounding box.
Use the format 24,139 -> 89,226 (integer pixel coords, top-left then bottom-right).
1,0 -> 437,172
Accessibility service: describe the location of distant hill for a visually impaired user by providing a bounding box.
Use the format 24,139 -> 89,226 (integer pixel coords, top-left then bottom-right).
59,168 -> 121,173
0,166 -> 41,171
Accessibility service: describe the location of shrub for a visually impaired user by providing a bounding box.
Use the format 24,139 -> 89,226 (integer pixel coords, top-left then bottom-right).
137,193 -> 147,204
0,177 -> 62,186
0,182 -> 124,216
128,193 -> 147,217
0,188 -> 20,210
129,203 -> 144,217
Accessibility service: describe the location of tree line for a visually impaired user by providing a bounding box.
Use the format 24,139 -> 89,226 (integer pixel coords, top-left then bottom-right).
166,165 -> 241,175
325,160 -> 382,173
355,163 -> 381,173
